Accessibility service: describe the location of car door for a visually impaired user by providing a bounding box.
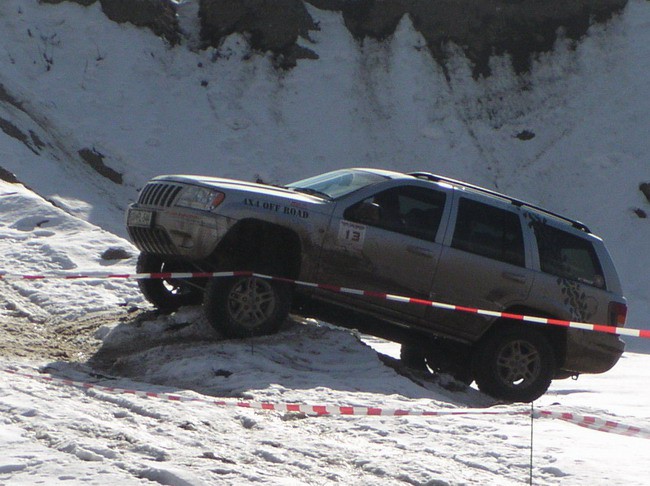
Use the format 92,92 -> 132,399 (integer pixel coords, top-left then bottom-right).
428,193 -> 534,341
315,183 -> 451,324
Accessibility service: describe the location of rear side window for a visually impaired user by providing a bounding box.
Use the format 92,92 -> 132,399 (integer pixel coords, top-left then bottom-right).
452,198 -> 525,267
533,223 -> 605,288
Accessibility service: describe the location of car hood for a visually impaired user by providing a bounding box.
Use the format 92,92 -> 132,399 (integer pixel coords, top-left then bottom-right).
152,174 -> 327,205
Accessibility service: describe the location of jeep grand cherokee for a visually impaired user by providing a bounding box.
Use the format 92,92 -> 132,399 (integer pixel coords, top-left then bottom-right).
126,168 -> 626,402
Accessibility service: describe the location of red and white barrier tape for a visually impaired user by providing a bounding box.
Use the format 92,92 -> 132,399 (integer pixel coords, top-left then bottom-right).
0,270 -> 646,339
534,410 -> 650,439
4,367 -> 650,440
2,368 -> 518,417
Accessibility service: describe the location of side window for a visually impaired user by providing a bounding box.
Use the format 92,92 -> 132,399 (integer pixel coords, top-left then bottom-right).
345,186 -> 446,242
533,223 -> 605,288
452,198 -> 525,267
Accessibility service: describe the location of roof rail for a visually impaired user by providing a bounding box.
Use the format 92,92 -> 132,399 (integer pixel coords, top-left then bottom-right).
408,171 -> 590,233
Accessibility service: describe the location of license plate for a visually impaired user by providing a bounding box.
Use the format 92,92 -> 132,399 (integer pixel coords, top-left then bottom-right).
128,209 -> 153,228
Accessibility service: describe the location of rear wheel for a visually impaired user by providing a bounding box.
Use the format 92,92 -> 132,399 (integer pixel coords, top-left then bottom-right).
473,326 -> 556,402
203,275 -> 291,338
136,253 -> 204,311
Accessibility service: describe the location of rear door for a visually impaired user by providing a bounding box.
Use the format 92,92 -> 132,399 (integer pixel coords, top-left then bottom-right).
316,182 -> 452,323
428,193 -> 534,341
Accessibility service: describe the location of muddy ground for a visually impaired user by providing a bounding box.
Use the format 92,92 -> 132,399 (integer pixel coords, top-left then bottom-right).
0,302 -> 137,362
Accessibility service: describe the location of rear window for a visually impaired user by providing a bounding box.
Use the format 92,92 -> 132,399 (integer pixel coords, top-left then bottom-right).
533,223 -> 605,288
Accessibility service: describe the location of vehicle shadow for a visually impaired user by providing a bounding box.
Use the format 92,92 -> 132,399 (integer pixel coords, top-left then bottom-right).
41,306 -> 493,408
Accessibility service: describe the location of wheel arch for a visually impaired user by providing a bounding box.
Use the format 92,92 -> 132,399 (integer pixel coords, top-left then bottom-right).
479,305 -> 567,372
208,218 -> 302,278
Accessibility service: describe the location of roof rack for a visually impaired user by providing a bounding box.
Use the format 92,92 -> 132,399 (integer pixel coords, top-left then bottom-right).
408,172 -> 590,233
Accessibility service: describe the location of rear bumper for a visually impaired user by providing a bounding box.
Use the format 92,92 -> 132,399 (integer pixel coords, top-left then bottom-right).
561,328 -> 625,374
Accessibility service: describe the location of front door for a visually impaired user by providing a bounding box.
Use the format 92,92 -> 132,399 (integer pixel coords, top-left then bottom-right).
316,184 -> 450,323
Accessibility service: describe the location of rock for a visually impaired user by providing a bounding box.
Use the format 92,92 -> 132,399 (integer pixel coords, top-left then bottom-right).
0,118 -> 41,155
0,166 -> 20,184
640,182 -> 650,203
41,0 -> 628,75
40,0 -> 96,6
516,130 -> 536,141
41,0 -> 180,44
78,148 -> 123,184
101,247 -> 133,260
100,0 -> 180,45
327,0 -> 628,77
198,0 -> 318,68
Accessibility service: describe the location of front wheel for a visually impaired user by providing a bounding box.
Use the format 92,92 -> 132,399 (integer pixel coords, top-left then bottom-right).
400,342 -> 428,371
400,341 -> 473,385
472,326 -> 556,403
203,275 -> 291,338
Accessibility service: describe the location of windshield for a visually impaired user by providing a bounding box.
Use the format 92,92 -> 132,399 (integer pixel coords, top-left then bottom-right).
286,169 -> 388,199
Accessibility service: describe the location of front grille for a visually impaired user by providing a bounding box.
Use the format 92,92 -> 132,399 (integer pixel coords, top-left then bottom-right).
128,227 -> 176,255
138,182 -> 183,208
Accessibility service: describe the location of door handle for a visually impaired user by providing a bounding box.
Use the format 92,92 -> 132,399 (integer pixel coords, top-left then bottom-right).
502,271 -> 527,284
407,245 -> 433,258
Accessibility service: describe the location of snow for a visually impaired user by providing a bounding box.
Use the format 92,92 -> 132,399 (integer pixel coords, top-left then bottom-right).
1,0 -> 650,484
2,320 -> 650,485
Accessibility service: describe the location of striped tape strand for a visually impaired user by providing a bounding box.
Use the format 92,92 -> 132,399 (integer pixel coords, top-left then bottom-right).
4,368 -> 650,440
1,270 -> 646,339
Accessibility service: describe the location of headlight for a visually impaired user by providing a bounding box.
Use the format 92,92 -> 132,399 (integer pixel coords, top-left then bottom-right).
175,186 -> 225,211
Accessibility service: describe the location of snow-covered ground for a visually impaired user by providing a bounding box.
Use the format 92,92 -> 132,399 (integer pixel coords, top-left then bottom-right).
2,319 -> 650,486
1,0 -> 650,484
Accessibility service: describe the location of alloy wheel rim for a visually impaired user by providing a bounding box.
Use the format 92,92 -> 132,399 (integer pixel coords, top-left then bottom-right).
227,277 -> 276,328
496,339 -> 541,388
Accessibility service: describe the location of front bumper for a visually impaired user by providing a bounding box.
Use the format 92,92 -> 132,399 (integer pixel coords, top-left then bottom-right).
126,204 -> 231,260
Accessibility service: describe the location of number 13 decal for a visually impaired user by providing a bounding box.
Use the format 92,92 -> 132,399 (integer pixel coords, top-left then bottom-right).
338,220 -> 366,250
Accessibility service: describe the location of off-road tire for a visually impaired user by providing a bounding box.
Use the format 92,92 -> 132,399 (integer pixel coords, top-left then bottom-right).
400,342 -> 428,371
400,341 -> 473,384
136,253 -> 204,311
203,275 -> 291,338
473,326 -> 556,403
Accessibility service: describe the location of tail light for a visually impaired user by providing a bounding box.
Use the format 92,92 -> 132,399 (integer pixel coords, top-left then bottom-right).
608,301 -> 627,327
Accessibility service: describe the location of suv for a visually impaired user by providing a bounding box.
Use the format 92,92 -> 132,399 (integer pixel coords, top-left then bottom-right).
126,168 -> 626,402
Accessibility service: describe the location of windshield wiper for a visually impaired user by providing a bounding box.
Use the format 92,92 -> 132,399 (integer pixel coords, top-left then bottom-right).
289,187 -> 333,200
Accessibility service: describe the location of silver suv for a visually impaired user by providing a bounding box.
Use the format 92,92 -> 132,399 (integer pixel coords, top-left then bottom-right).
126,168 -> 627,402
